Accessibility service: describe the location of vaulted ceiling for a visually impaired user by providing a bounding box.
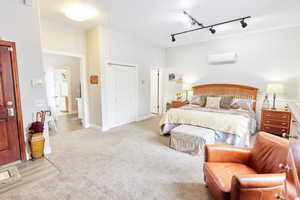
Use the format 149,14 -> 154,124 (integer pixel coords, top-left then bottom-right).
39,0 -> 300,47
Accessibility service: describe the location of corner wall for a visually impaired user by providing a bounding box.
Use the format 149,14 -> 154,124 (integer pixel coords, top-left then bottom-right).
0,0 -> 47,158
100,27 -> 165,129
0,1 -> 47,128
87,27 -> 102,127
86,26 -> 166,129
40,18 -> 87,56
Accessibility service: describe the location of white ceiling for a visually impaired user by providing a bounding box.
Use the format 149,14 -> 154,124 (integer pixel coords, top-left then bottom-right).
39,0 -> 300,47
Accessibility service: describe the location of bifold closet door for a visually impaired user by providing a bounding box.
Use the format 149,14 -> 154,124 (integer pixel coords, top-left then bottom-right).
107,65 -> 137,128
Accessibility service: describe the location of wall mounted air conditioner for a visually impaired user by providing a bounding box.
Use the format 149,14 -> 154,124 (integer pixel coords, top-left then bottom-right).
207,52 -> 237,64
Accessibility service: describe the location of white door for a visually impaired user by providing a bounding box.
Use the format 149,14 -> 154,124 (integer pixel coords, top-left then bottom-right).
150,68 -> 159,114
107,64 -> 137,128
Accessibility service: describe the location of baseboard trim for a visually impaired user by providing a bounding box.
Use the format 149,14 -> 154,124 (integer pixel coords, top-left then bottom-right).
136,114 -> 153,122
101,126 -> 110,132
89,124 -> 102,131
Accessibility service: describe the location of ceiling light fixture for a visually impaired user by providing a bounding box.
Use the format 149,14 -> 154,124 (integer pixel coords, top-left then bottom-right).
240,19 -> 248,28
170,15 -> 251,42
209,27 -> 216,34
65,4 -> 98,22
183,10 -> 204,28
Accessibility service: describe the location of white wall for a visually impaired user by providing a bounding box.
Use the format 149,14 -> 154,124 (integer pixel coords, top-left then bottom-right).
0,1 -> 47,130
40,18 -> 86,56
40,16 -> 89,127
87,27 -> 102,127
100,27 -> 165,129
164,26 -> 300,108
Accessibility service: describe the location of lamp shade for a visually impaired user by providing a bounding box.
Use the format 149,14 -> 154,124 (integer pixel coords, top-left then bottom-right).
182,83 -> 192,91
267,83 -> 284,94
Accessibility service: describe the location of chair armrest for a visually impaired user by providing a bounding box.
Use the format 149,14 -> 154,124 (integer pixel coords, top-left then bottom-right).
231,174 -> 286,200
205,144 -> 252,164
233,173 -> 286,188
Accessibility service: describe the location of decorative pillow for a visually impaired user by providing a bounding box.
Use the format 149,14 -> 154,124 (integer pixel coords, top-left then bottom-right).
231,99 -> 253,111
220,96 -> 234,109
190,95 -> 207,107
190,95 -> 200,105
206,96 -> 222,109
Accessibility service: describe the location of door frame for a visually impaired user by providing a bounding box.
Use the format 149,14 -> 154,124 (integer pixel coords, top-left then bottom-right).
150,67 -> 163,114
54,68 -> 71,114
0,40 -> 26,161
42,50 -> 89,128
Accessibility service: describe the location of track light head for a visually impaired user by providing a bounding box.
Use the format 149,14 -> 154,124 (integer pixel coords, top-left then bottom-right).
209,27 -> 216,34
240,19 -> 247,28
171,35 -> 176,42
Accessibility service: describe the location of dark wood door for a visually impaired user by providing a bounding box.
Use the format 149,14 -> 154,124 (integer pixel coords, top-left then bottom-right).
0,45 -> 21,165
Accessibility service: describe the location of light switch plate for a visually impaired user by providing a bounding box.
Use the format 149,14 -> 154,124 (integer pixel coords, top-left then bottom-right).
34,99 -> 46,107
24,0 -> 33,7
31,79 -> 44,88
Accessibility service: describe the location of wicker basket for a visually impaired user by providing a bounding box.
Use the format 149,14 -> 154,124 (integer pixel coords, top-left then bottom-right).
30,132 -> 45,159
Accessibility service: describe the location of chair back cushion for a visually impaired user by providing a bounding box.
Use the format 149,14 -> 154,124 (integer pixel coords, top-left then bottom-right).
249,132 -> 289,173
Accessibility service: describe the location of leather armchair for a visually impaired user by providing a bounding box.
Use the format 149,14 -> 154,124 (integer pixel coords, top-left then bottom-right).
204,132 -> 288,200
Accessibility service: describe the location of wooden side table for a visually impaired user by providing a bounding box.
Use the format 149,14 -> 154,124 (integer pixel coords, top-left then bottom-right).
261,109 -> 291,137
171,101 -> 189,108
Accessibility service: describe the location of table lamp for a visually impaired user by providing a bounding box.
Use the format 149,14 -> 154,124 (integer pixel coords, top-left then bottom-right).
267,83 -> 284,110
182,83 -> 192,101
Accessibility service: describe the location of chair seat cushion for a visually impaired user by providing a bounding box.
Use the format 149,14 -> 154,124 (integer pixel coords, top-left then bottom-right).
204,163 -> 257,200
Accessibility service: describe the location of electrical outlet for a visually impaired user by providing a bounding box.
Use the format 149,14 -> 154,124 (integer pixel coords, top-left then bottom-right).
24,0 -> 33,7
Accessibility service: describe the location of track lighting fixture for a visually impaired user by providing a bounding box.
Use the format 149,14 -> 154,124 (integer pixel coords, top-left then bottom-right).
209,27 -> 216,34
170,15 -> 251,42
240,19 -> 247,28
183,10 -> 204,28
171,35 -> 176,42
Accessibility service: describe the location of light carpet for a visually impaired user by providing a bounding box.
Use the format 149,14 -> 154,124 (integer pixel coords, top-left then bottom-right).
0,117 -> 212,200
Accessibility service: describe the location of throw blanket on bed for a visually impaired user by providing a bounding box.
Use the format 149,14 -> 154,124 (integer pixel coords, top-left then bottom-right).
160,105 -> 256,138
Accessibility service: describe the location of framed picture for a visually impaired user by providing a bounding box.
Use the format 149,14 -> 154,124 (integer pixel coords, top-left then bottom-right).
90,75 -> 99,84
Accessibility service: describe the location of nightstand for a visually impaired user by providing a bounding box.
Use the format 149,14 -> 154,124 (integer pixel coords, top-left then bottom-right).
261,109 -> 291,136
171,101 -> 189,108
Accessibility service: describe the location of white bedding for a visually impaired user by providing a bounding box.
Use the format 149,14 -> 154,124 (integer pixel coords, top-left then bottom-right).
160,104 -> 257,146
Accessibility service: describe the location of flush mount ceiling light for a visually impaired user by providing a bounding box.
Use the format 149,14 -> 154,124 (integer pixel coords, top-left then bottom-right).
65,4 -> 98,22
170,14 -> 251,42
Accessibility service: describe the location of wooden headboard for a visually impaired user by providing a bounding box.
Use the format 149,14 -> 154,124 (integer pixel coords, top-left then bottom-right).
192,84 -> 259,111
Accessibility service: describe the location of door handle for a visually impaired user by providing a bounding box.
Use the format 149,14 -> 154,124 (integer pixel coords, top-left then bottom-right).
6,101 -> 13,106
7,108 -> 15,117
6,101 -> 15,117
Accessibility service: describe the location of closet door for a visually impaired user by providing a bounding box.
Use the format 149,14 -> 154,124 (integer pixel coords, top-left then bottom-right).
108,64 -> 137,128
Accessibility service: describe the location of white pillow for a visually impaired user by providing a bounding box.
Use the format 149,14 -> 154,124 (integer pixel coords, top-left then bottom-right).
205,96 -> 222,109
231,99 -> 253,111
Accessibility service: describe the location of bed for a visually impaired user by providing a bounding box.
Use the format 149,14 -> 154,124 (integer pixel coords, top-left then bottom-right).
160,84 -> 259,147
